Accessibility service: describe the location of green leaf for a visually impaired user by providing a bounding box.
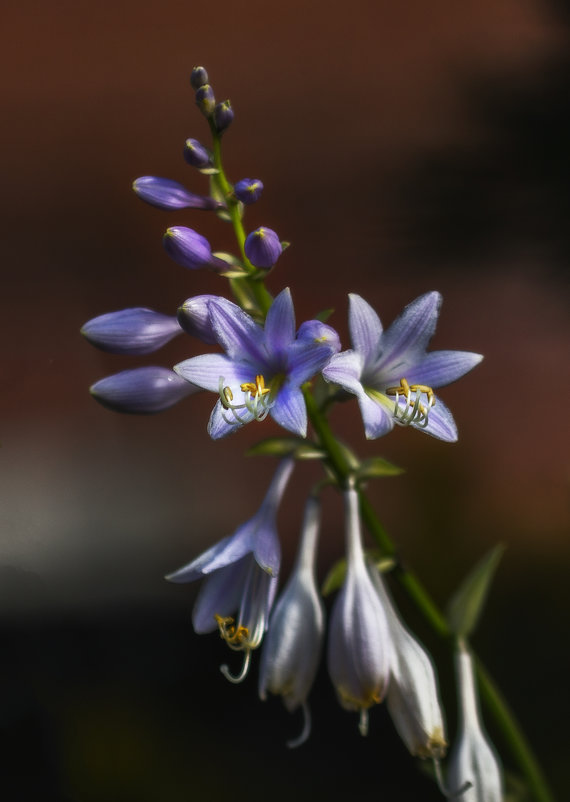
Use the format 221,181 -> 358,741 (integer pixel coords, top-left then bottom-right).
446,544 -> 506,638
314,308 -> 334,323
355,456 -> 404,479
246,437 -> 324,460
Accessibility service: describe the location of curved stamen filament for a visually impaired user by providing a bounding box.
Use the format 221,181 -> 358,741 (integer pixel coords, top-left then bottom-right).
385,377 -> 435,428
220,649 -> 252,684
218,375 -> 274,426
286,702 -> 312,749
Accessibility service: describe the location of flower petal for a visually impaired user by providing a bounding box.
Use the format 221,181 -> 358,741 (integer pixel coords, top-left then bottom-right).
417,396 -> 458,442
166,522 -> 255,583
271,385 -> 307,438
358,390 -> 395,439
209,297 -> 267,365
405,350 -> 483,389
208,398 -> 254,439
264,288 -> 296,357
174,353 -> 249,392
321,349 -> 364,394
348,294 -> 383,369
286,341 -> 338,386
375,291 -> 441,374
192,556 -> 252,633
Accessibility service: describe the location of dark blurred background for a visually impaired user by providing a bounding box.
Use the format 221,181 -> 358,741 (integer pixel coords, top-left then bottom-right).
1,0 -> 569,799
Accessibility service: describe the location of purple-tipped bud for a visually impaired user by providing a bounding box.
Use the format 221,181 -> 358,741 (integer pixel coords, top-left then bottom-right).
195,84 -> 215,117
234,178 -> 264,205
90,367 -> 198,414
213,100 -> 234,133
244,227 -> 282,269
81,308 -> 182,355
296,320 -> 341,354
190,66 -> 209,90
183,138 -> 212,169
163,226 -> 224,272
133,176 -> 218,211
177,295 -> 219,344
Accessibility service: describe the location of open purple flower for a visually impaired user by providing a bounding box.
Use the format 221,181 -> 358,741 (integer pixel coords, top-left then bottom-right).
166,459 -> 294,683
322,292 -> 482,442
174,288 -> 340,439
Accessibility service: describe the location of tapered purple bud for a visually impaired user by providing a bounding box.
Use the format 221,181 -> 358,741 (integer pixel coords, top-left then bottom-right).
213,100 -> 234,133
133,176 -> 218,211
190,66 -> 209,90
163,226 -> 226,272
234,178 -> 264,205
90,367 -> 198,414
177,295 -> 219,344
81,308 -> 182,355
183,138 -> 212,169
195,84 -> 215,117
244,226 -> 282,269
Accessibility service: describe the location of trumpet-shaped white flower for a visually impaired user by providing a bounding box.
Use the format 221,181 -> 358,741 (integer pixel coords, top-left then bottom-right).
448,646 -> 504,802
259,496 -> 325,747
327,487 -> 391,736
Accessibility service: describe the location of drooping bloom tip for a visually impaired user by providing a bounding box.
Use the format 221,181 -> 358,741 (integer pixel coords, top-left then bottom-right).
90,366 -> 198,414
81,308 -> 182,355
234,178 -> 264,205
244,226 -> 282,269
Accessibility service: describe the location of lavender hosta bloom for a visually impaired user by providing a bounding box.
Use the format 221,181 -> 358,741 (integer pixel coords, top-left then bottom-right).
372,572 -> 447,761
322,293 -> 482,442
259,496 -> 325,748
448,647 -> 504,802
90,366 -> 199,414
183,138 -> 212,169
81,308 -> 182,355
174,288 -> 340,439
166,459 -> 294,683
244,226 -> 282,269
234,178 -> 264,205
327,487 -> 391,736
163,226 -> 228,272
132,176 -> 219,211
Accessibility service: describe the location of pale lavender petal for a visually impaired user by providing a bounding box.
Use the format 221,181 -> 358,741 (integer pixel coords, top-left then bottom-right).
322,350 -> 365,394
165,522 -> 255,583
270,385 -> 307,437
348,294 -> 383,369
208,399 -> 254,439
358,390 -> 395,439
418,397 -> 458,442
375,292 -> 441,374
191,556 -> 251,633
405,350 -> 483,389
174,353 -> 249,392
252,517 -> 281,576
209,298 -> 267,365
286,341 -> 338,386
264,288 -> 296,356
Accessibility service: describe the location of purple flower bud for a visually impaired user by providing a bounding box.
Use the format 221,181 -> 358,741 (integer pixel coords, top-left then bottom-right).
81,308 -> 182,355
190,66 -> 209,90
133,176 -> 218,211
296,320 -> 341,354
183,138 -> 212,169
163,226 -> 226,272
177,295 -> 220,344
234,178 -> 264,205
195,84 -> 215,117
244,226 -> 282,269
213,100 -> 234,133
90,367 -> 198,414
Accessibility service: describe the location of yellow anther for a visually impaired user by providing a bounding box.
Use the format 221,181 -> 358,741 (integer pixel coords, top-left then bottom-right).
222,386 -> 234,403
240,374 -> 271,398
385,377 -> 436,426
214,614 -> 250,647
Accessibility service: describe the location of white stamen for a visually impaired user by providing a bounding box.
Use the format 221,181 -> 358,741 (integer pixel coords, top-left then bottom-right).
218,375 -> 274,426
358,708 -> 369,737
286,702 -> 312,749
220,649 -> 252,684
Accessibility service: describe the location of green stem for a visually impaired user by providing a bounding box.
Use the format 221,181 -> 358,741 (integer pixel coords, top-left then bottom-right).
303,386 -> 554,802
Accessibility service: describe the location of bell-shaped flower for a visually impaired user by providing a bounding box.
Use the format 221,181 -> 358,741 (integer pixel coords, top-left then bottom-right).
90,366 -> 199,414
322,293 -> 482,441
372,571 -> 447,760
81,308 -> 182,355
448,647 -> 504,801
174,288 -> 340,440
259,495 -> 325,748
133,176 -> 219,211
327,487 -> 391,736
166,459 -> 294,683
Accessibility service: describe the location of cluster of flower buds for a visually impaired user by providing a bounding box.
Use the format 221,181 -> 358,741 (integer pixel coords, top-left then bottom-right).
191,65 -> 234,134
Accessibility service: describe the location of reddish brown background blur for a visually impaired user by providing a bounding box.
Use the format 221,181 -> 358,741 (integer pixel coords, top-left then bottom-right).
1,0 -> 569,800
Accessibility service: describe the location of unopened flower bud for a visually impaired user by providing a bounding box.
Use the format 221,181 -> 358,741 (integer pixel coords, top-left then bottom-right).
183,138 -> 212,169
213,100 -> 234,133
81,308 -> 181,355
195,84 -> 215,117
163,226 -> 226,272
132,176 -> 218,211
448,647 -> 504,801
234,178 -> 264,205
296,320 -> 341,354
244,226 -> 282,269
90,367 -> 198,414
190,66 -> 209,90
177,295 -> 219,344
